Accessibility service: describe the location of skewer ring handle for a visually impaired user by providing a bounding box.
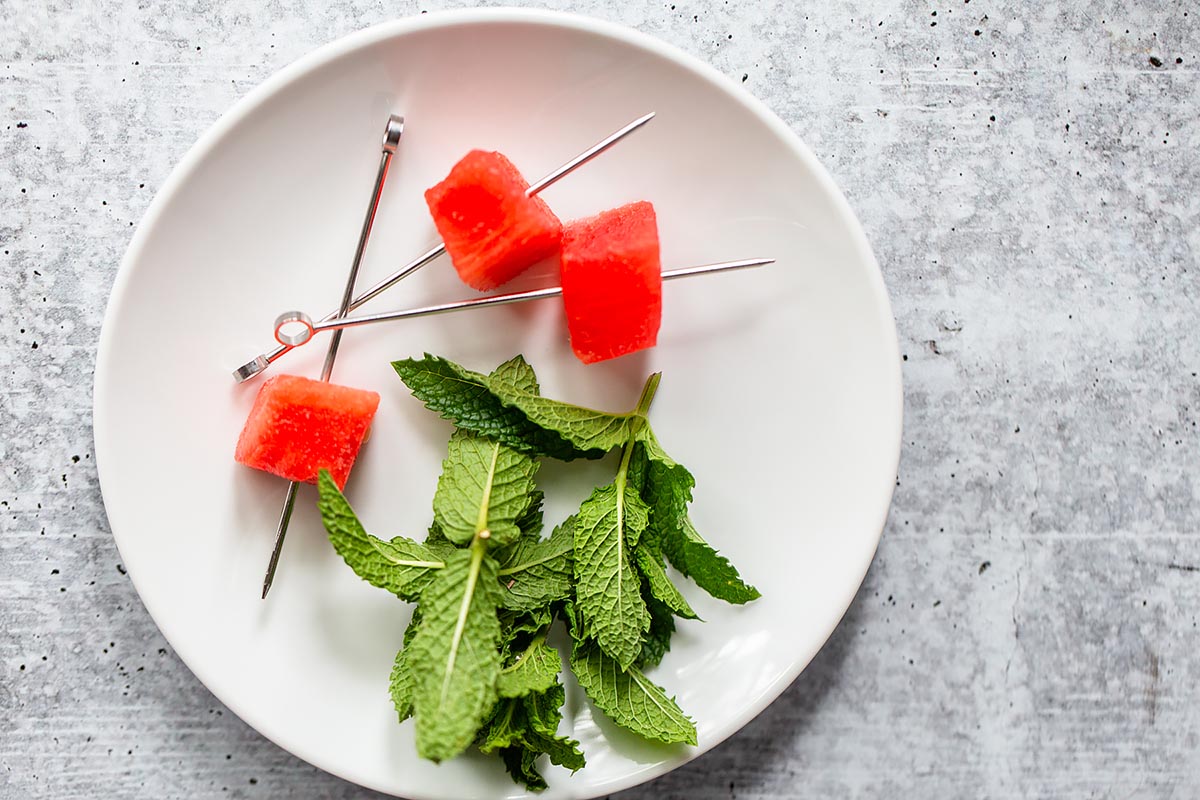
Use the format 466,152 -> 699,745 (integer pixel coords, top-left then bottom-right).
382,115 -> 405,154
274,311 -> 316,347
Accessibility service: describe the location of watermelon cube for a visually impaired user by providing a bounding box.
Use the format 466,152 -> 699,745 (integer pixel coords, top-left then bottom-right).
425,150 -> 563,291
560,201 -> 663,364
235,374 -> 380,489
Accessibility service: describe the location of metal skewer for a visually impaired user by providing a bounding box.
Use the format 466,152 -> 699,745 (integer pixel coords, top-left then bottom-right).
271,258 -> 774,348
232,112 -> 656,384
261,114 -> 405,600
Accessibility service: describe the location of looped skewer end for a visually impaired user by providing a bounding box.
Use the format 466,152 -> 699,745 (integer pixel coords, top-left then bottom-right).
382,115 -> 404,154
274,311 -> 316,347
232,354 -> 271,382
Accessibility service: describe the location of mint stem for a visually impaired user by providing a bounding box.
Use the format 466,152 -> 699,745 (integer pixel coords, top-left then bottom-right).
632,372 -> 662,419
616,373 -> 662,489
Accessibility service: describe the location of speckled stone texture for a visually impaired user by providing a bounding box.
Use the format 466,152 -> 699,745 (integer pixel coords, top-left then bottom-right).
2,0 -> 1198,797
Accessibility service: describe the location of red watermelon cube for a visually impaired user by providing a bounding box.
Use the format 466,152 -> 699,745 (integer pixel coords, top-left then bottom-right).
560,201 -> 663,364
235,374 -> 380,489
425,150 -> 563,291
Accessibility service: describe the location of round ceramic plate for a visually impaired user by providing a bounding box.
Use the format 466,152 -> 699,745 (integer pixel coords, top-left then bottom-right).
94,10 -> 901,800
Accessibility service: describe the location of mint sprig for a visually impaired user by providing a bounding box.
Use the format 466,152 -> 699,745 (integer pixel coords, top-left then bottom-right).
320,354 -> 759,790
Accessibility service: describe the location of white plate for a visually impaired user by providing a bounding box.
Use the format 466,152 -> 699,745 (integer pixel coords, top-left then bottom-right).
94,10 -> 901,800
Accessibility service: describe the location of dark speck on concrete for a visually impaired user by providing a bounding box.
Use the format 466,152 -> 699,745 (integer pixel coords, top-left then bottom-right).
1149,56 -> 1163,67
979,561 -> 992,574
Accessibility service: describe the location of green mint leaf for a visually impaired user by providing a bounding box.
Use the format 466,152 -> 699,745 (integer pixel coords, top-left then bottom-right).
497,516 -> 574,612
498,607 -> 553,655
574,484 -> 651,670
483,682 -> 584,789
497,636 -> 561,699
424,522 -> 460,557
317,471 -> 445,601
497,393 -> 636,456
478,698 -> 525,753
499,746 -> 548,792
522,682 -> 585,770
570,642 -> 697,746
389,610 -> 423,723
390,646 -> 414,722
408,548 -> 503,762
635,434 -> 760,604
561,599 -> 583,643
433,430 -> 537,547
530,731 -> 585,772
393,355 -> 597,460
662,516 -> 761,604
634,547 -> 699,620
515,489 -> 545,542
523,682 -> 567,740
626,440 -> 649,494
632,435 -> 691,556
489,354 -> 541,396
635,595 -> 676,669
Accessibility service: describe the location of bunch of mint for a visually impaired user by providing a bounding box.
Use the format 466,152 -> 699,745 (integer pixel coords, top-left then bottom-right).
317,354 -> 759,790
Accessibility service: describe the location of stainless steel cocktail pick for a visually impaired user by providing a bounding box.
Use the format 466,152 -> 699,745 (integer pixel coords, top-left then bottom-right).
261,114 -> 404,600
270,258 -> 775,347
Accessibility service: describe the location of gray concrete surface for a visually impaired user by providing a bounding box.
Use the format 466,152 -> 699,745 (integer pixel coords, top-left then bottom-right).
3,0 -> 1198,797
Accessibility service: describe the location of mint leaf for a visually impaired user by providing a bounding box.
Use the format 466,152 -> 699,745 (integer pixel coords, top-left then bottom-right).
495,394 -> 636,456
391,646 -> 414,722
635,434 -> 760,604
497,636 -> 561,699
433,430 -> 537,547
499,747 -> 547,791
497,516 -> 574,612
481,682 -> 584,790
390,610 -> 423,723
489,354 -> 540,395
570,642 -> 696,746
573,484 -> 651,670
636,436 -> 692,555
408,548 -> 503,762
522,683 -> 585,771
424,521 -> 456,554
515,489 -> 545,542
482,681 -> 585,786
634,547 -> 698,620
393,355 -> 657,458
662,516 -> 761,604
523,682 -> 566,740
479,698 -> 525,752
393,355 -> 598,460
317,472 -> 444,601
498,607 -> 552,653
635,595 -> 676,669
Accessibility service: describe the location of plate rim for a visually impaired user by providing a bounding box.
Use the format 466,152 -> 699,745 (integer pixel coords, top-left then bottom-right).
93,8 -> 903,798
